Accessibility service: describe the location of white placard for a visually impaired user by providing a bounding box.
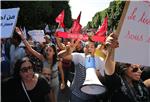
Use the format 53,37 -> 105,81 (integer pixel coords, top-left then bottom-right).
1,8 -> 20,38
115,1 -> 150,66
28,30 -> 45,43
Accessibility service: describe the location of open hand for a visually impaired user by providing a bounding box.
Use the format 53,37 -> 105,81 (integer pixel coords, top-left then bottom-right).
15,27 -> 24,39
105,33 -> 119,49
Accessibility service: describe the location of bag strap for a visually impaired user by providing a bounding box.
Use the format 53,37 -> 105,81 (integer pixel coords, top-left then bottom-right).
21,81 -> 32,102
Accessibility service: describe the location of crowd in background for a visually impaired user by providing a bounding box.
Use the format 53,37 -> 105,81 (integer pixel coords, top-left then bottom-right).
1,25 -> 150,102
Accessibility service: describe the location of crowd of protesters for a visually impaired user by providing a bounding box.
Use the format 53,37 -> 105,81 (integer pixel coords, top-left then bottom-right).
1,25 -> 150,102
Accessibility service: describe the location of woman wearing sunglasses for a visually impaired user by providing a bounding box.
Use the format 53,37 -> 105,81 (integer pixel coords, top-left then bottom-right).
15,27 -> 65,102
2,57 -> 51,102
103,33 -> 150,102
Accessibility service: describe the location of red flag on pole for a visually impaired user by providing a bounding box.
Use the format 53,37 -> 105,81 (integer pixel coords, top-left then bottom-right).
95,17 -> 108,36
70,20 -> 82,33
55,10 -> 65,28
70,11 -> 82,33
77,11 -> 81,23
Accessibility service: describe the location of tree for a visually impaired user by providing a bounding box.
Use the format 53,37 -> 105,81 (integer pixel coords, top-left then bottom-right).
1,1 -> 72,30
86,0 -> 126,34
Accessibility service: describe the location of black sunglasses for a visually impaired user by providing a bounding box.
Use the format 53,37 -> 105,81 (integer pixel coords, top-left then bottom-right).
131,66 -> 143,72
20,66 -> 33,73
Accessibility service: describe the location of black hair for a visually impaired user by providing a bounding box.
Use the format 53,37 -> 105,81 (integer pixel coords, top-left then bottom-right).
42,43 -> 57,67
115,62 -> 131,75
13,57 -> 34,80
12,31 -> 22,45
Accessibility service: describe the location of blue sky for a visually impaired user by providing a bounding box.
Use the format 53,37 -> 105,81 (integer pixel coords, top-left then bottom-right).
69,0 -> 113,26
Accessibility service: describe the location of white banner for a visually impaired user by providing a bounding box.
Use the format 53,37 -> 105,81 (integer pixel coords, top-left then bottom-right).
115,1 -> 150,66
28,30 -> 45,43
1,8 -> 20,38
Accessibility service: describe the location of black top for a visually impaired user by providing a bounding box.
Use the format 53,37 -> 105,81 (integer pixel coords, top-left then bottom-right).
2,75 -> 50,102
103,73 -> 150,102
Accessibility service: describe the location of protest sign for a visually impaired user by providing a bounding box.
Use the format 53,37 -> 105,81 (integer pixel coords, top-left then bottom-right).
1,8 -> 20,38
28,30 -> 45,43
115,1 -> 150,66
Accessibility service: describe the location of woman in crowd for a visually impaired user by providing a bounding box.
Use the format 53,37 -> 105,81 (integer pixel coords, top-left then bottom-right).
104,33 -> 150,102
2,57 -> 51,102
15,27 -> 65,102
9,31 -> 26,74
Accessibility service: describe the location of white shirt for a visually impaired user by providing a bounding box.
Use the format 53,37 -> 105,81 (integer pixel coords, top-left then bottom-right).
71,52 -> 105,100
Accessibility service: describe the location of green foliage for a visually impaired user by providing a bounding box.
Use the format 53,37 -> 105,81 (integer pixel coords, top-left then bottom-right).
107,0 -> 125,33
1,1 -> 72,30
87,21 -> 92,28
1,1 -> 126,32
86,0 -> 126,34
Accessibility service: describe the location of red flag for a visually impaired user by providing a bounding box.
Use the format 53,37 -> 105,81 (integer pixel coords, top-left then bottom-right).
77,11 -> 81,23
55,10 -> 65,28
70,20 -> 82,33
92,35 -> 106,43
56,31 -> 88,41
69,11 -> 82,33
56,31 -> 106,42
95,17 -> 108,37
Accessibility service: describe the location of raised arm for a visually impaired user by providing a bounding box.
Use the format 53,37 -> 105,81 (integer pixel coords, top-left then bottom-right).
58,39 -> 80,60
105,33 -> 119,75
15,27 -> 45,61
55,36 -> 66,50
